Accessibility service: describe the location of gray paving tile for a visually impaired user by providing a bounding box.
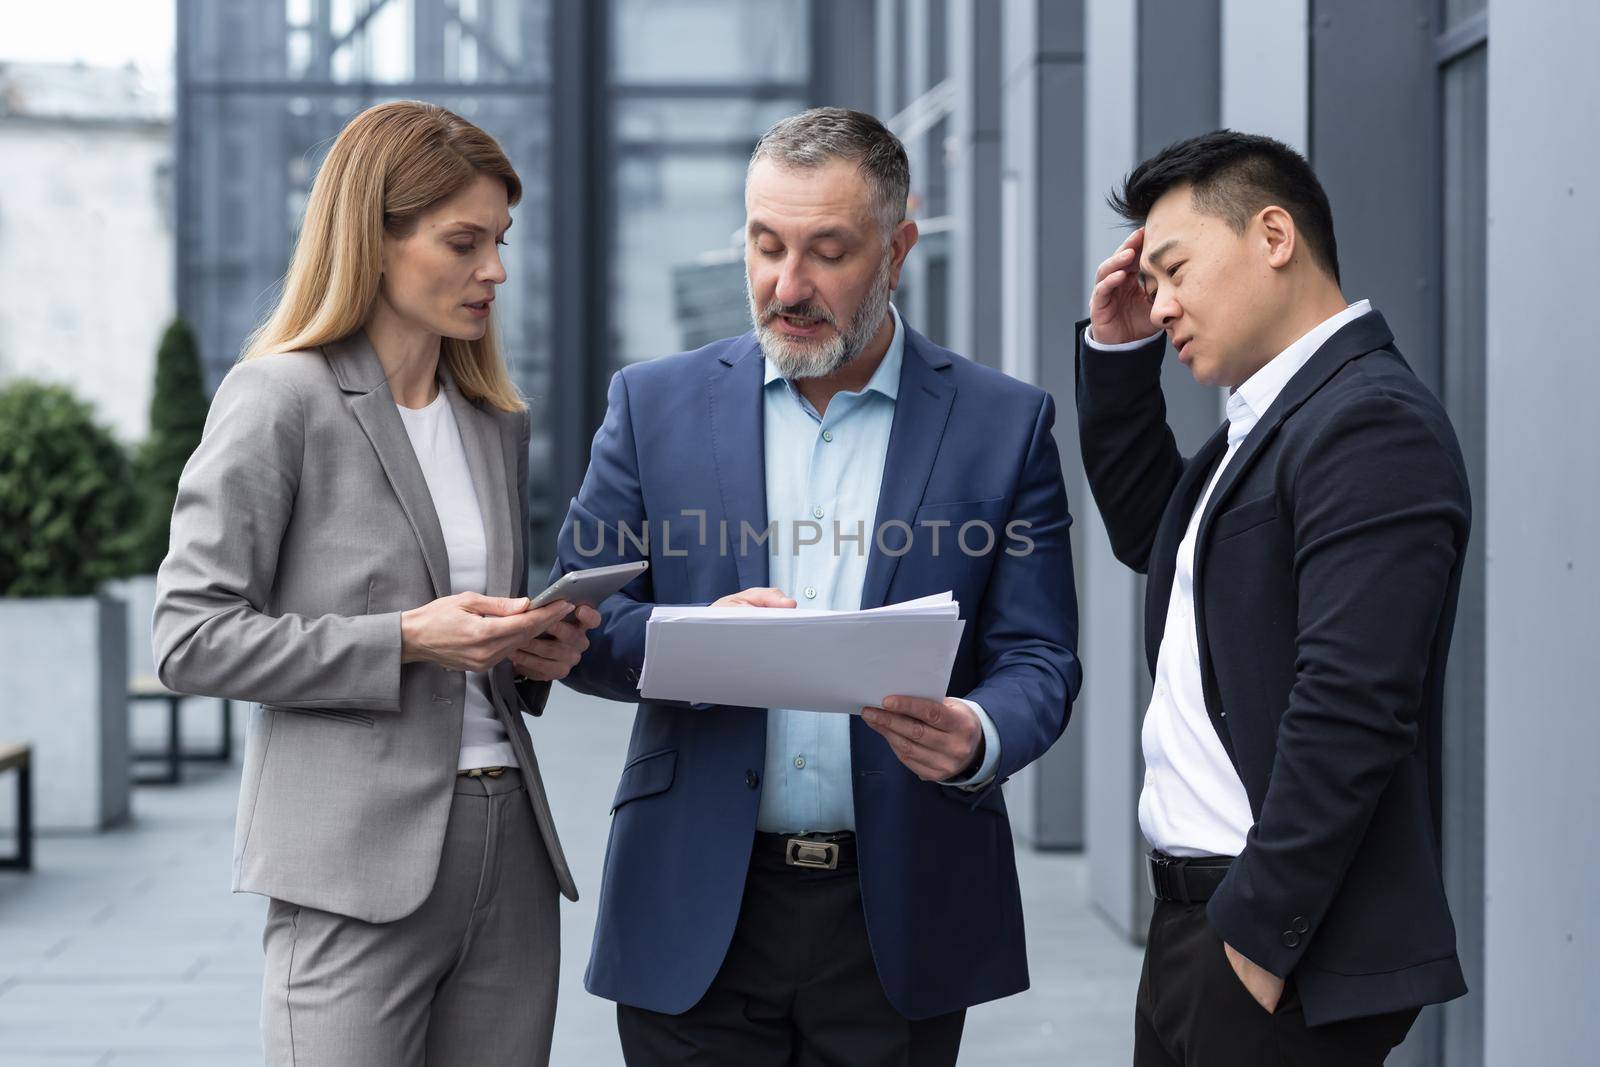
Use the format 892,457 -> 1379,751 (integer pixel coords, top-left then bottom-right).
0,686 -> 1143,1066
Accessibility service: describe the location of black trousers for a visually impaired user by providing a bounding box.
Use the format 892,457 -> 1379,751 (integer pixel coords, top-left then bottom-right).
1134,899 -> 1419,1067
617,839 -> 965,1066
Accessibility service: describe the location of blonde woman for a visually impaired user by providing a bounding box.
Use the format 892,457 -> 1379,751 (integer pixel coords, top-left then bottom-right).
153,101 -> 598,1065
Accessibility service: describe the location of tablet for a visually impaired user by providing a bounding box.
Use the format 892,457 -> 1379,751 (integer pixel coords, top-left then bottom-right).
529,560 -> 649,610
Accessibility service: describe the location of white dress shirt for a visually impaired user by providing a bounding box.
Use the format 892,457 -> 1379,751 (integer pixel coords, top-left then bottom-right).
396,389 -> 517,771
1088,300 -> 1372,857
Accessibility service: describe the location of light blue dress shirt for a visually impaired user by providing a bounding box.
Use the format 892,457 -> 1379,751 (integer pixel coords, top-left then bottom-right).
756,306 -> 1001,833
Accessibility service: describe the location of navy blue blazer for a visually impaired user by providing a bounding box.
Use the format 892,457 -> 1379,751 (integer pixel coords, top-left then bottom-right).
1076,311 -> 1470,1026
554,326 -> 1081,1019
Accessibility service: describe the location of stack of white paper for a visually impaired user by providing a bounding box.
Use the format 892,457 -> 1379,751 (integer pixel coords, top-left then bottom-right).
639,592 -> 965,715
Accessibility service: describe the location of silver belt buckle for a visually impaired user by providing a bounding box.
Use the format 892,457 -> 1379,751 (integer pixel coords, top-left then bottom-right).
785,837 -> 839,870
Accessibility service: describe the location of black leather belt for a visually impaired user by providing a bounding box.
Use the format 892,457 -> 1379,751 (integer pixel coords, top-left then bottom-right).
756,831 -> 857,870
1147,850 -> 1233,903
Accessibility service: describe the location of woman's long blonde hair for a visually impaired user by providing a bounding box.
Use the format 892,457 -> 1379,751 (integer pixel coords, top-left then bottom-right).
242,101 -> 526,412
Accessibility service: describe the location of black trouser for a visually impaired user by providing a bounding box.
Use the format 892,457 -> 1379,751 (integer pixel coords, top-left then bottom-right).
617,835 -> 965,1066
1134,899 -> 1419,1066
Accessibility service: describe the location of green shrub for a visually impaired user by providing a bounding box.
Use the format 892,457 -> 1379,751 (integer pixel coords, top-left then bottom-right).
0,380 -> 142,597
130,317 -> 209,573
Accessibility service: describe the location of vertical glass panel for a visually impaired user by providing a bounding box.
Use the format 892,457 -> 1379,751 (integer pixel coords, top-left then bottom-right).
612,151 -> 753,368
195,0 -> 547,84
612,0 -> 808,85
180,1 -> 555,541
925,0 -> 949,86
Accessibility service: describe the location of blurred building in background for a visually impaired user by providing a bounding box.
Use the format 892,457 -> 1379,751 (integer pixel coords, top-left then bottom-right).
139,3 -> 1593,1064
0,60 -> 173,442
174,0 -> 870,552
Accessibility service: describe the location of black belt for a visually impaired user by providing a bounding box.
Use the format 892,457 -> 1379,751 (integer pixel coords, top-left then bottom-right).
1147,850 -> 1233,903
755,831 -> 857,871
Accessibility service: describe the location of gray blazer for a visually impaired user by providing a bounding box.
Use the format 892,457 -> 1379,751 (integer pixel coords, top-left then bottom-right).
153,332 -> 576,922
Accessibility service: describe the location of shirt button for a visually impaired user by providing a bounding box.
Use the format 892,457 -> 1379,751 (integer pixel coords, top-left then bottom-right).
803,586 -> 817,599
812,505 -> 824,519
794,755 -> 806,769
822,430 -> 833,442
745,769 -> 760,790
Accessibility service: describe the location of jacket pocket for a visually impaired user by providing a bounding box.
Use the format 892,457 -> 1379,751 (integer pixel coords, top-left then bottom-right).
611,748 -> 677,812
1209,491 -> 1279,543
261,704 -> 376,728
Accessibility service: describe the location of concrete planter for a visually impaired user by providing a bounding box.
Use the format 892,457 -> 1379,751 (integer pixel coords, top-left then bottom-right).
104,574 -> 158,680
0,593 -> 130,832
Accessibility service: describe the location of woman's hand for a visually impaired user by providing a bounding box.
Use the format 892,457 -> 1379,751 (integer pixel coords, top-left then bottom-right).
400,593 -> 573,672
509,604 -> 602,682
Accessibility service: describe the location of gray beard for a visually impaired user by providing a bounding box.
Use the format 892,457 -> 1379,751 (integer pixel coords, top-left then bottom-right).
748,254 -> 893,381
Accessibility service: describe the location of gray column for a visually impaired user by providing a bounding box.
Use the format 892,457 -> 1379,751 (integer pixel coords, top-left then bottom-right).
548,0 -> 609,516
947,0 -> 1002,366
1079,0 -> 1146,938
997,0 -> 1087,850
1077,0 -> 1223,941
1308,0 -> 1442,390
1220,0 -> 1308,150
810,0 -> 877,111
1483,3 -> 1600,1062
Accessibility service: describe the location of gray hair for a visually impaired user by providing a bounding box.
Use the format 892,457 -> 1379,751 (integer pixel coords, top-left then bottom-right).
747,107 -> 910,239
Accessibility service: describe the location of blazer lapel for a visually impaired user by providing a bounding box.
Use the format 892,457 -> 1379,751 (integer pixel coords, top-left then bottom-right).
499,419 -> 527,596
442,371 -> 513,599
709,336 -> 771,593
1144,425 -> 1228,676
331,332 -> 452,600
1195,310 -> 1397,545
860,329 -> 955,611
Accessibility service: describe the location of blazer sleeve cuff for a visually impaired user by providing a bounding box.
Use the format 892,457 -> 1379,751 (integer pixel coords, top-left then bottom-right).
1075,318 -> 1168,389
1084,324 -> 1165,351
1206,869 -> 1309,979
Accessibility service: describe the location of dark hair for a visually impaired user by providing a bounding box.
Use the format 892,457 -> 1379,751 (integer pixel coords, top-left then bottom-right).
750,107 -> 910,237
1108,130 -> 1341,285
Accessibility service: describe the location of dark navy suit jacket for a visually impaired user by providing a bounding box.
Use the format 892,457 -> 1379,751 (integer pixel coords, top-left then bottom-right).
553,326 -> 1081,1019
1076,311 -> 1470,1026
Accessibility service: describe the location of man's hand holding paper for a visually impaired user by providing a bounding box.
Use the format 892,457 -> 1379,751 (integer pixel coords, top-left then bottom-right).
862,695 -> 983,782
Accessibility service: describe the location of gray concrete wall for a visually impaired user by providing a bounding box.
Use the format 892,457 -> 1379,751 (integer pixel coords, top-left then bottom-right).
1483,1 -> 1600,1061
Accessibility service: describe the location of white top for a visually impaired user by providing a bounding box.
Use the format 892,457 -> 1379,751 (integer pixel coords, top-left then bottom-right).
1089,300 -> 1372,857
396,389 -> 516,771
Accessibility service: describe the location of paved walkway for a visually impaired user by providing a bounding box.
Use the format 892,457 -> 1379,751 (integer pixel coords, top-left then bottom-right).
0,689 -> 1141,1065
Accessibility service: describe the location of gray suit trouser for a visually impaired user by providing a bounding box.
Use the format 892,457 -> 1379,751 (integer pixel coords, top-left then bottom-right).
261,769 -> 559,1065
